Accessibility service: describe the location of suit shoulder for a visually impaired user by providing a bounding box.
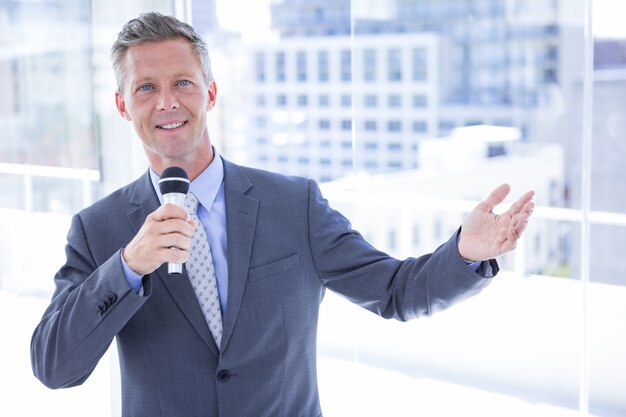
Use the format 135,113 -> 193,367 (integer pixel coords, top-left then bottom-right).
235,164 -> 312,194
77,174 -> 148,220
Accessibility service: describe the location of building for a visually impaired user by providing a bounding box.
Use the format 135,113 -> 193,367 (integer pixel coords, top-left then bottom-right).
242,33 -> 450,181
320,126 -> 564,276
227,0 -> 568,181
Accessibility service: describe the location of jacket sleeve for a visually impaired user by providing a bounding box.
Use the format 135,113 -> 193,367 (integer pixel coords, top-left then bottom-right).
307,179 -> 497,321
30,213 -> 150,389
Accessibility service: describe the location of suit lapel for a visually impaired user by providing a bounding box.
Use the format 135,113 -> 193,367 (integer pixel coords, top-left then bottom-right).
127,171 -> 218,355
221,160 -> 259,352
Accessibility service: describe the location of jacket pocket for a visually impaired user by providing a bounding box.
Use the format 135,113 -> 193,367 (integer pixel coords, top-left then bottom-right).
248,253 -> 301,282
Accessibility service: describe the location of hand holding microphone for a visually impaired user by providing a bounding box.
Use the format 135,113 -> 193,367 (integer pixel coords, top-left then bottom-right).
158,167 -> 190,274
122,167 -> 196,276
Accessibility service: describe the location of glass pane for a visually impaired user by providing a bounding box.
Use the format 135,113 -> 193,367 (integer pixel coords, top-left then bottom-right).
219,0 -> 353,183
0,1 -> 97,170
7,1 -> 624,416
349,0 -> 587,415
0,2 -> 175,417
589,1 -> 626,415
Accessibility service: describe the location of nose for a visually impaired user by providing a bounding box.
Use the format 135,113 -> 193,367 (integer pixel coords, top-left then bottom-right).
157,87 -> 180,110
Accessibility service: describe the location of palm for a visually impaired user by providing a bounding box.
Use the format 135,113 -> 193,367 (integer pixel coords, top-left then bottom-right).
458,184 -> 535,262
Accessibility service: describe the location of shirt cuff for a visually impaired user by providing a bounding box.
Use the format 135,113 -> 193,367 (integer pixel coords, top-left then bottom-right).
464,259 -> 482,272
120,250 -> 144,294
464,259 -> 497,277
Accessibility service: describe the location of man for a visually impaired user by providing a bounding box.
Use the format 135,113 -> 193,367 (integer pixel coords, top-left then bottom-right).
31,12 -> 534,417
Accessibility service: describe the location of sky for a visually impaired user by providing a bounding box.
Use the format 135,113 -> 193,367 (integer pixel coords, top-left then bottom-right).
593,0 -> 626,38
216,0 -> 272,41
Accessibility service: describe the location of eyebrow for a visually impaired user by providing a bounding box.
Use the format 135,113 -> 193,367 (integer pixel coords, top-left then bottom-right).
132,73 -> 196,86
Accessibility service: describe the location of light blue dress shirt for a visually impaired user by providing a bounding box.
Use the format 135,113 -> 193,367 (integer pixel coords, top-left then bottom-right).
121,152 -> 229,314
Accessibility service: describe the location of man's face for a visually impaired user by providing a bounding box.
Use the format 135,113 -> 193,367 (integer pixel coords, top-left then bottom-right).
115,38 -> 216,173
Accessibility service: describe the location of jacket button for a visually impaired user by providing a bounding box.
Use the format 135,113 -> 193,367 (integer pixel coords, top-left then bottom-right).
217,370 -> 231,382
97,304 -> 106,315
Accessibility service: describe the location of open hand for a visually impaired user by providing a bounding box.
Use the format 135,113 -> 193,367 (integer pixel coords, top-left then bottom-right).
458,184 -> 535,262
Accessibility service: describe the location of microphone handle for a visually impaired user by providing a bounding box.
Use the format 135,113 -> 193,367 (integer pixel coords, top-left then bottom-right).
163,192 -> 187,274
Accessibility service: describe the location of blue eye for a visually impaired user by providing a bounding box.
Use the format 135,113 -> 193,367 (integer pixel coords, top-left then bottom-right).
178,80 -> 191,86
139,85 -> 152,92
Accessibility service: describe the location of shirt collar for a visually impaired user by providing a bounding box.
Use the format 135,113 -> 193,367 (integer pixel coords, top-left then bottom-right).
149,149 -> 224,212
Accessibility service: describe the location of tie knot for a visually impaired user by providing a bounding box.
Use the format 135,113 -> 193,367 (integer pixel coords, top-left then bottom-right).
185,192 -> 200,214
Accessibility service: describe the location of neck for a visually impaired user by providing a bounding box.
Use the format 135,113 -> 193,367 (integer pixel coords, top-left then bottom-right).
150,146 -> 214,181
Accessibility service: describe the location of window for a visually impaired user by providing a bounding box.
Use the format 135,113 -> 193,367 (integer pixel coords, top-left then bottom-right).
364,94 -> 378,107
388,120 -> 402,131
364,120 -> 377,131
439,120 -> 455,132
319,119 -> 331,130
340,49 -> 351,82
388,95 -> 402,107
413,47 -> 427,81
276,94 -> 287,107
255,52 -> 266,82
255,117 -> 267,128
296,51 -> 307,82
388,230 -> 397,250
363,48 -> 377,81
388,48 -> 402,81
318,51 -> 329,82
412,94 -> 428,107
412,121 -> 428,132
275,52 -> 286,82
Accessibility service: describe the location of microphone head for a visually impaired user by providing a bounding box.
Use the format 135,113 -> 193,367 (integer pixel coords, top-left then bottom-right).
159,166 -> 190,195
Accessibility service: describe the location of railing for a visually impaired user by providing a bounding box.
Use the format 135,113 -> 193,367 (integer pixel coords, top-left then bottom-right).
0,163 -> 100,294
3,167 -> 625,415
0,162 -> 100,212
320,184 -> 626,278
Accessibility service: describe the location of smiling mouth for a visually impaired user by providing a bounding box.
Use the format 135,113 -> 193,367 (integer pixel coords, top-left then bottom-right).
156,121 -> 187,130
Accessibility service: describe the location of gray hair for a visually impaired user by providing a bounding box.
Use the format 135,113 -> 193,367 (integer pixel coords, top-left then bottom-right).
110,12 -> 213,92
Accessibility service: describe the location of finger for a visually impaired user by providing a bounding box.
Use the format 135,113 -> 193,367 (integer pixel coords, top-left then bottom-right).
507,190 -> 535,215
158,246 -> 191,264
152,204 -> 189,221
160,233 -> 193,252
509,212 -> 530,239
481,183 -> 511,212
159,218 -> 197,238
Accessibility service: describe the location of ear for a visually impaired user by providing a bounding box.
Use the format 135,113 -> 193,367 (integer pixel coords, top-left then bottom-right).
206,81 -> 217,111
115,91 -> 132,121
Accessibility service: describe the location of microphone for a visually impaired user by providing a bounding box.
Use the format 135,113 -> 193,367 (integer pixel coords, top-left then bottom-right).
158,166 -> 190,274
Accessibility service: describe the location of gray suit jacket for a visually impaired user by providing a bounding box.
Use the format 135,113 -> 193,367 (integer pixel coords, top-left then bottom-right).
31,159 -> 496,417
